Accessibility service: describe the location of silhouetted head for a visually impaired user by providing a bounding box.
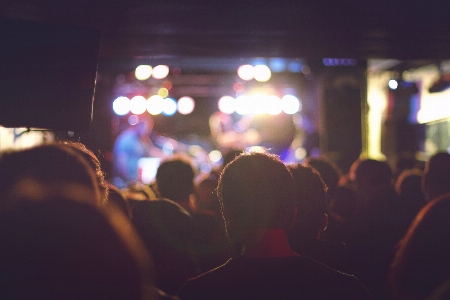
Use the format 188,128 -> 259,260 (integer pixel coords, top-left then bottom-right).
287,163 -> 328,239
422,152 -> 450,202
0,197 -> 155,300
217,151 -> 296,253
0,143 -> 101,213
390,194 -> 450,300
156,154 -> 196,203
303,156 -> 341,198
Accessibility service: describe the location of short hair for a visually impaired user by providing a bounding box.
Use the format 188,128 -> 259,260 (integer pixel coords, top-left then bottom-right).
287,163 -> 328,238
0,197 -> 155,299
303,156 -> 341,198
390,194 -> 450,299
217,152 -> 296,249
422,152 -> 450,201
351,158 -> 393,188
156,154 -> 196,202
0,143 -> 99,212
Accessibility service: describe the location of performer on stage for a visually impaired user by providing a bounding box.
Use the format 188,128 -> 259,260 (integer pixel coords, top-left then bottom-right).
113,118 -> 165,188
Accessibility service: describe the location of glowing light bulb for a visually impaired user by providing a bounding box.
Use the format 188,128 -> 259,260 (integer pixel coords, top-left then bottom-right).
147,95 -> 164,115
113,96 -> 130,115
152,65 -> 170,79
178,96 -> 195,115
130,96 -> 147,115
253,65 -> 271,82
135,65 -> 152,80
237,65 -> 254,81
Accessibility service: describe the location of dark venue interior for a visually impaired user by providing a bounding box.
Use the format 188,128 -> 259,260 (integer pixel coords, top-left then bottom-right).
2,0 -> 449,174
1,1 -> 450,299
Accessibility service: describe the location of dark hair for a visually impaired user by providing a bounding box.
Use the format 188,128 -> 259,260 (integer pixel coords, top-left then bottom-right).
303,156 -> 341,198
60,141 -> 109,204
0,197 -> 155,300
351,158 -> 393,188
217,152 -> 296,251
422,152 -> 450,201
390,194 -> 450,300
0,143 -> 99,212
156,154 -> 196,202
287,163 -> 328,238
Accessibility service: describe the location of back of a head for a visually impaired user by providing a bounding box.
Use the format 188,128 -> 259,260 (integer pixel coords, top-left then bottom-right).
351,158 -> 393,193
390,194 -> 450,300
303,156 -> 341,198
0,143 -> 100,212
0,198 -> 155,300
60,141 -> 109,204
222,149 -> 244,168
423,152 -> 450,201
156,155 -> 195,202
287,163 -> 328,238
395,169 -> 425,205
218,152 -> 296,248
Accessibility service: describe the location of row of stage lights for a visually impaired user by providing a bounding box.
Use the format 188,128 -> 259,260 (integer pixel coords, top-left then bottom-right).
113,94 -> 302,116
134,62 -> 298,83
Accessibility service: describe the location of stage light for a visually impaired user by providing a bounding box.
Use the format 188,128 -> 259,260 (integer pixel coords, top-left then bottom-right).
288,61 -> 302,73
267,96 -> 283,115
113,96 -> 130,115
147,95 -> 164,115
282,95 -> 301,114
208,150 -> 222,163
269,58 -> 286,72
235,95 -> 252,115
251,94 -> 269,114
237,65 -> 254,81
388,79 -> 399,90
218,96 -> 235,114
158,88 -> 169,98
128,115 -> 139,125
254,65 -> 271,82
135,65 -> 152,80
130,96 -> 147,115
162,80 -> 173,90
162,98 -> 177,116
152,65 -> 170,79
178,96 -> 195,115
233,82 -> 245,93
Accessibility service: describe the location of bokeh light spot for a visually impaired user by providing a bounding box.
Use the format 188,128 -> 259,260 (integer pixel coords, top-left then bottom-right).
162,98 -> 177,116
135,65 -> 152,80
147,95 -> 164,115
178,96 -> 195,115
113,96 -> 130,115
218,96 -> 235,114
253,65 -> 271,82
237,65 -> 254,81
152,65 -> 170,79
130,96 -> 147,115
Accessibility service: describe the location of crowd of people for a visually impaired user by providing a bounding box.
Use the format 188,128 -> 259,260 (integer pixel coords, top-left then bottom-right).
1,137 -> 450,300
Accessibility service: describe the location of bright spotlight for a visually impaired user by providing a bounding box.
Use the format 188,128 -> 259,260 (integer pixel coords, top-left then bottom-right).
147,95 -> 164,115
208,150 -> 222,163
130,96 -> 147,115
135,65 -> 152,80
152,65 -> 170,79
218,96 -> 236,114
158,88 -> 169,98
178,96 -> 195,115
253,65 -> 271,82
235,95 -> 252,115
281,95 -> 301,114
251,94 -> 269,114
388,79 -> 399,90
237,65 -> 254,81
162,98 -> 177,116
113,96 -> 130,115
267,96 -> 282,115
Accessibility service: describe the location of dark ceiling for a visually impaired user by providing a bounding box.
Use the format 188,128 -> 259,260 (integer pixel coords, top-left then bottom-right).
2,0 -> 450,61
